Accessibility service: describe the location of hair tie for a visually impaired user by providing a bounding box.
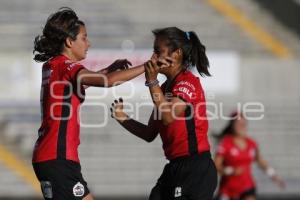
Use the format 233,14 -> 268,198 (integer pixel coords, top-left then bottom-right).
185,31 -> 191,40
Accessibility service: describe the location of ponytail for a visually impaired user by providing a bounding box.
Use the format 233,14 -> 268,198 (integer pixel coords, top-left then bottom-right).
188,32 -> 211,77
33,35 -> 64,62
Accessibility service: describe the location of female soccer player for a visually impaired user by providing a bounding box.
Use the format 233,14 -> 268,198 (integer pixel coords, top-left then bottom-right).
32,8 -> 144,200
111,27 -> 217,200
214,111 -> 285,200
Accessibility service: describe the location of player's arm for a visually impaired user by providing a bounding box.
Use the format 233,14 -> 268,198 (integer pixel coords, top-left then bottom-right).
97,59 -> 132,74
256,148 -> 286,188
256,148 -> 270,171
214,154 -> 244,176
77,61 -> 144,87
214,155 -> 233,176
214,154 -> 226,175
149,89 -> 186,126
111,98 -> 159,142
144,59 -> 187,126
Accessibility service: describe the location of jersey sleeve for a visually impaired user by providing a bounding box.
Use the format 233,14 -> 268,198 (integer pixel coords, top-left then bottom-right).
171,79 -> 197,103
65,62 -> 85,82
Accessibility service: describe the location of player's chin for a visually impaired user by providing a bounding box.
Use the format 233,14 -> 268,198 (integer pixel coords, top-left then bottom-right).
81,53 -> 87,60
159,67 -> 168,74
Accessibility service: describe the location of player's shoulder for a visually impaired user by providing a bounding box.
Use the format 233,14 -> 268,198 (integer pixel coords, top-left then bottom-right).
179,70 -> 198,81
221,135 -> 234,145
51,55 -> 83,71
246,136 -> 257,147
216,135 -> 233,154
175,70 -> 199,88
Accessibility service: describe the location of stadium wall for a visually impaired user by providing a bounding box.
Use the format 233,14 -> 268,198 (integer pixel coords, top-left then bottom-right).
253,0 -> 300,37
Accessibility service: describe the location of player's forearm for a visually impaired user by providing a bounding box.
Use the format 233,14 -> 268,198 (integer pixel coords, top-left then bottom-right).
214,156 -> 229,175
118,118 -> 154,142
257,158 -> 277,178
149,86 -> 173,125
257,158 -> 269,171
105,64 -> 144,87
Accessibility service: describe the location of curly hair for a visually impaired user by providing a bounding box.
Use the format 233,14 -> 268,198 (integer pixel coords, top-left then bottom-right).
33,7 -> 85,62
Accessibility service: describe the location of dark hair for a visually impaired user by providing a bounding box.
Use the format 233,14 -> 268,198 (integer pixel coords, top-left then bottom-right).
33,7 -> 85,62
216,111 -> 244,140
152,27 -> 210,77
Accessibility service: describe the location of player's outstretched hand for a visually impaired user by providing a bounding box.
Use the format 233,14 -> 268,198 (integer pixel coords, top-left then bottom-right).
272,175 -> 286,189
102,59 -> 132,74
110,97 -> 128,123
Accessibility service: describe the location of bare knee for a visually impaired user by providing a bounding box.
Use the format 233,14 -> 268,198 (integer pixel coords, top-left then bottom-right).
83,193 -> 94,200
243,195 -> 256,200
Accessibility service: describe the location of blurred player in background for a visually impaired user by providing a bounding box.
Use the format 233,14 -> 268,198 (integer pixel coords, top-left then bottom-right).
214,111 -> 285,200
111,27 -> 217,200
32,7 -> 144,200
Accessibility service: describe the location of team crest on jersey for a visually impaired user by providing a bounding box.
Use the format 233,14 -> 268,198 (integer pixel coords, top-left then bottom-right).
41,181 -> 53,198
73,182 -> 85,197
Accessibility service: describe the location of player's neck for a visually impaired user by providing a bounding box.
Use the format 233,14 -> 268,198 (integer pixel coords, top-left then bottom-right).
62,50 -> 78,62
234,134 -> 246,140
166,66 -> 183,81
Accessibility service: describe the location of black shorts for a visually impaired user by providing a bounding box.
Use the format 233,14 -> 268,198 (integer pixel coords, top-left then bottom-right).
215,188 -> 256,200
239,188 -> 256,200
149,151 -> 217,200
33,159 -> 90,200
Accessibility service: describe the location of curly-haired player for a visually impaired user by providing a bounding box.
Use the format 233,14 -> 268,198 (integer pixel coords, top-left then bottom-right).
32,7 -> 144,200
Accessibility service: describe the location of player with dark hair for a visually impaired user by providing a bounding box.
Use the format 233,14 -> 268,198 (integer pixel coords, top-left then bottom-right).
214,111 -> 285,200
111,27 -> 217,200
32,7 -> 144,200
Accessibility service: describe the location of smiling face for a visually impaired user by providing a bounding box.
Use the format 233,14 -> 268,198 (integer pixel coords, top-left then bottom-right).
69,25 -> 90,61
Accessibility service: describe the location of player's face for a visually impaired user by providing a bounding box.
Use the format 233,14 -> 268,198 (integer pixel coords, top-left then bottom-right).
71,25 -> 90,61
153,38 -> 177,74
153,38 -> 170,59
234,116 -> 247,137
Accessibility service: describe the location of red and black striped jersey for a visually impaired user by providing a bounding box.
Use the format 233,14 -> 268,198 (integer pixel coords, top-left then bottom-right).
33,55 -> 85,163
157,70 -> 210,160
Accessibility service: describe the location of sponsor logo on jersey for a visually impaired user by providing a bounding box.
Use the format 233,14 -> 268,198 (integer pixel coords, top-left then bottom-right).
176,81 -> 196,91
177,87 -> 193,99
